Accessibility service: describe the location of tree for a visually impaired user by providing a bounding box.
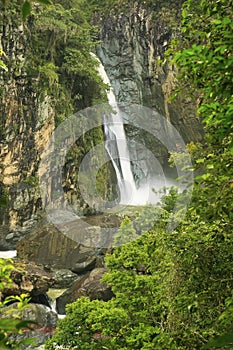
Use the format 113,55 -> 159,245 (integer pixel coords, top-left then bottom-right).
169,0 -> 233,150
45,1 -> 233,348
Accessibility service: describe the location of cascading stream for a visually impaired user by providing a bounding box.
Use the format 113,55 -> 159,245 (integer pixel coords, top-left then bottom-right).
97,58 -> 137,205
95,54 -> 178,206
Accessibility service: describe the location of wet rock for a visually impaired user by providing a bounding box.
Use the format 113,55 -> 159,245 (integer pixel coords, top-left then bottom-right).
17,215 -> 117,270
15,302 -> 57,328
56,268 -> 114,315
97,4 -> 204,187
2,302 -> 57,349
1,261 -> 53,299
51,269 -> 80,289
16,217 -> 87,269
71,255 -> 96,274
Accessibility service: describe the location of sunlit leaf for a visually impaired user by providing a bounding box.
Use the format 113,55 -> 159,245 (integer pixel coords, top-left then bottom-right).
22,0 -> 31,21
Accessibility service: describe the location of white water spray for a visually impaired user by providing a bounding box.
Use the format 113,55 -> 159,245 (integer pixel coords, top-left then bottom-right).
98,62 -> 138,204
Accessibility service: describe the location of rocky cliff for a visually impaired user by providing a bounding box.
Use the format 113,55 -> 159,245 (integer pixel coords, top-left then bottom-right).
0,1 -> 203,250
0,11 -> 54,248
97,2 -> 203,184
0,2 -> 113,249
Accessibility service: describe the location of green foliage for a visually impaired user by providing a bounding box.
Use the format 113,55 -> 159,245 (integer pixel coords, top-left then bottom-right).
168,0 -> 233,150
21,0 -> 51,21
0,49 -> 7,72
113,216 -> 139,246
202,333 -> 233,349
0,259 -> 15,290
0,259 -> 35,349
21,175 -> 39,187
0,184 -> 9,208
2,0 -> 233,349
26,0 -> 107,124
45,137 -> 233,349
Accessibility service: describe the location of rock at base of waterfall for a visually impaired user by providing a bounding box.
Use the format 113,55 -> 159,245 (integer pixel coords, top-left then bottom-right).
51,269 -> 80,288
16,216 -> 114,270
1,261 -> 53,300
71,255 -> 96,274
1,302 -> 57,349
3,302 -> 58,327
56,268 -> 114,315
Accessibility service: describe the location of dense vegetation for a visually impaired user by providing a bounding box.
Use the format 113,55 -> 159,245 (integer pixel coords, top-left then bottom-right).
0,0 -> 232,348
0,0 -> 107,123
45,0 -> 233,349
0,259 -> 35,349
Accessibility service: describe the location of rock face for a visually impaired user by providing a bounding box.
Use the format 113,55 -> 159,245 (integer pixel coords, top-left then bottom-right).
97,3 -> 204,184
1,261 -> 53,299
0,9 -> 55,247
56,268 -> 114,314
16,216 -> 114,270
2,302 -> 57,349
0,7 -> 113,247
1,2 -> 204,252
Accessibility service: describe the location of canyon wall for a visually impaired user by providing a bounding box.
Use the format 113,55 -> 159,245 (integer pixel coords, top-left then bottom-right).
0,1 -> 203,250
0,3 -> 113,249
97,2 -> 203,183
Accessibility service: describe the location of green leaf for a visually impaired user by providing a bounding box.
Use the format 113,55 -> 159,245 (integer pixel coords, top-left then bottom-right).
19,337 -> 37,345
15,320 -> 37,330
206,163 -> 214,169
182,8 -> 187,18
202,333 -> 233,349
196,158 -> 205,163
0,60 -> 8,71
0,319 -> 36,331
22,0 -> 31,21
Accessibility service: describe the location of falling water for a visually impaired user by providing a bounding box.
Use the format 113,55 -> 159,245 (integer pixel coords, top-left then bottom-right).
0,250 -> 17,258
97,60 -> 138,205
95,55 -> 178,206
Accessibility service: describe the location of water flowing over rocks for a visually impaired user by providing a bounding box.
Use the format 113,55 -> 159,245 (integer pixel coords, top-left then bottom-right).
0,2 -> 206,348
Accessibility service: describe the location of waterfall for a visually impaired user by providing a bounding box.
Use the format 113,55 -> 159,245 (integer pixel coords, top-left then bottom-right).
97,60 -> 138,205
0,250 -> 17,258
95,55 -> 179,206
47,289 -> 66,319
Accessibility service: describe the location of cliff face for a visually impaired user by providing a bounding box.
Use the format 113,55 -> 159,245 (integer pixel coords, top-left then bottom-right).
0,15 -> 55,248
0,2 -> 204,250
0,4 -> 112,249
97,3 -> 204,183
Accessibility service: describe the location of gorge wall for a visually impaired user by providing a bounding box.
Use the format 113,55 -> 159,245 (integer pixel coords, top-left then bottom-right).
97,2 -> 203,184
0,2 -> 113,249
0,1 -> 203,250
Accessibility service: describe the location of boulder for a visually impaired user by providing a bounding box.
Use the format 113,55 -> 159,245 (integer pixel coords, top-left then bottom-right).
16,217 -> 84,269
14,302 -> 57,328
1,261 -> 53,300
1,302 -> 57,349
51,269 -> 80,289
56,268 -> 114,315
16,216 -> 113,271
71,255 -> 96,274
